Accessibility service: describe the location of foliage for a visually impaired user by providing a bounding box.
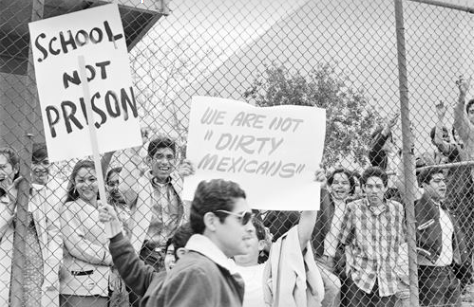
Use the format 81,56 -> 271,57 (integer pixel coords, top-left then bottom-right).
243,62 -> 383,167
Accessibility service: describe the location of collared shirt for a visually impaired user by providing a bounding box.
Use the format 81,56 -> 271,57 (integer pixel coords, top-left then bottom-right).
185,234 -> 240,275
340,198 -> 404,297
145,180 -> 181,247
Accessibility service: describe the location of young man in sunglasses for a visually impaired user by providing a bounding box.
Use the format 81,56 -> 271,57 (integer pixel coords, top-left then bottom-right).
100,179 -> 250,307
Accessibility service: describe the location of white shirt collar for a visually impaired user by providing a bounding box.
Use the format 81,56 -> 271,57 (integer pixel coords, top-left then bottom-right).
185,234 -> 239,275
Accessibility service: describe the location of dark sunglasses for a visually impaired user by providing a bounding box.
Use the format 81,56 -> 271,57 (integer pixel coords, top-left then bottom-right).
214,210 -> 253,225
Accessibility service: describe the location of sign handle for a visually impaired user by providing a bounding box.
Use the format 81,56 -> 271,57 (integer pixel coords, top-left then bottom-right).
78,55 -> 113,237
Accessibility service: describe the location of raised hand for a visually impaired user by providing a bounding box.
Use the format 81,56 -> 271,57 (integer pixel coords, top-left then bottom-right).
177,159 -> 195,177
456,75 -> 471,97
435,101 -> 447,120
387,112 -> 399,130
98,202 -> 119,223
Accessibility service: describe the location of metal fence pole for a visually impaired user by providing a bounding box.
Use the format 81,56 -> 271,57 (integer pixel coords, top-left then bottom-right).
393,0 -> 420,306
10,1 -> 44,306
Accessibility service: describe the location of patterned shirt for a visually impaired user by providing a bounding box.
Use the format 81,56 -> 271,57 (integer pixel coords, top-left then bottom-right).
145,181 -> 182,247
339,198 -> 404,297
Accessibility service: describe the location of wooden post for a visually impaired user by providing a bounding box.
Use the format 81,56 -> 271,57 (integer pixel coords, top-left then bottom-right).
77,55 -> 113,236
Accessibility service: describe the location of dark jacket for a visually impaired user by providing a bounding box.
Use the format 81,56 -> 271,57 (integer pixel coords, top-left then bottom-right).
157,251 -> 245,307
110,232 -> 244,307
109,232 -> 167,307
311,189 -> 346,275
415,193 -> 472,282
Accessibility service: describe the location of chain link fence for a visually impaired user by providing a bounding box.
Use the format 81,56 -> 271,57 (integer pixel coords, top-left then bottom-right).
1,0 -> 474,306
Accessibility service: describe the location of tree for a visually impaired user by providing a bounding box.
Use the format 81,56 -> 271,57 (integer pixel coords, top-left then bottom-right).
243,62 -> 383,167
130,34 -> 217,144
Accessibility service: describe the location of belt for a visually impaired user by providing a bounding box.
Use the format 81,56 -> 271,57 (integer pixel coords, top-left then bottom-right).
419,265 -> 451,274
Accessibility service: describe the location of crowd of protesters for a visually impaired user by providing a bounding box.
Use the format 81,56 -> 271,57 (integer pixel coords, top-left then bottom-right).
1,77 -> 474,307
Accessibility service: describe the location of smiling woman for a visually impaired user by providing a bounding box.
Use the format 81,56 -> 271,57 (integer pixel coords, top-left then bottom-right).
60,160 -> 113,307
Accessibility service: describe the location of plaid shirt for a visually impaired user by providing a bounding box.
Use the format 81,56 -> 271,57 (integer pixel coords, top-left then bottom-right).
340,198 -> 404,297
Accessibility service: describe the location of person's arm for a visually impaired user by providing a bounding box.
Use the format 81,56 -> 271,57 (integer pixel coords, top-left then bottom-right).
43,191 -> 63,289
434,102 -> 454,155
110,231 -> 160,297
454,76 -> 473,144
368,113 -> 398,167
99,203 -> 158,296
61,201 -> 112,266
298,168 -> 326,251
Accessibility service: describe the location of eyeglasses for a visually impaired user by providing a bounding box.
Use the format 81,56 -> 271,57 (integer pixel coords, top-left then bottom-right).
214,210 -> 253,225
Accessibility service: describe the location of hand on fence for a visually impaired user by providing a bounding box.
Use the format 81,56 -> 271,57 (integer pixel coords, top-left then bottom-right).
435,101 -> 447,119
263,227 -> 273,251
386,112 -> 399,130
456,75 -> 471,97
314,167 -> 326,185
177,159 -> 195,177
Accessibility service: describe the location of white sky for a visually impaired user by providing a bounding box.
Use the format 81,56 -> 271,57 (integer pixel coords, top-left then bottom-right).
133,0 -> 474,157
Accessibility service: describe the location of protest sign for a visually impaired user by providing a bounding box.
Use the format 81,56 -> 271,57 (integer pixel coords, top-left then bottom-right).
184,96 -> 326,211
29,4 -> 142,162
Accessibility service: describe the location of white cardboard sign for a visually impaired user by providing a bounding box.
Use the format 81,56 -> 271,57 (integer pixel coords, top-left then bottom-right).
184,96 -> 326,211
29,4 -> 142,162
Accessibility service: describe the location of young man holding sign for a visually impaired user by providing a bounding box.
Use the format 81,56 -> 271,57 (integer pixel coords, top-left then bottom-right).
112,136 -> 192,305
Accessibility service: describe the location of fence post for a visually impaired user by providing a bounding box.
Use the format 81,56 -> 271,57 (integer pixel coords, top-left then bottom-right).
10,1 -> 44,306
393,0 -> 420,306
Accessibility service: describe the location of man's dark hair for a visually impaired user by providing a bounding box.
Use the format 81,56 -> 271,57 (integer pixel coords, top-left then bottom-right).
251,217 -> 266,241
32,143 -> 48,163
429,126 -> 449,142
190,179 -> 246,234
417,167 -> 444,186
171,223 -> 193,258
106,167 -> 122,183
466,99 -> 474,114
327,168 -> 355,195
0,147 -> 20,181
147,137 -> 176,158
361,166 -> 388,187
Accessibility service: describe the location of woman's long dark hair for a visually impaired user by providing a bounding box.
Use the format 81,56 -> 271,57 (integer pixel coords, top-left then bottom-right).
65,160 -> 98,203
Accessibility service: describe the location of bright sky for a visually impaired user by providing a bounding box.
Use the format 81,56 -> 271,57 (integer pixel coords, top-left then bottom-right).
133,0 -> 474,157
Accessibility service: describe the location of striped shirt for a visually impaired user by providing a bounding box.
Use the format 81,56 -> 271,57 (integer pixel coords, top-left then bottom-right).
339,198 -> 404,297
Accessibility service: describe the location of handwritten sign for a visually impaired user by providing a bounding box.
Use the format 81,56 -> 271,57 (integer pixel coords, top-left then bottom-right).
29,4 -> 142,162
184,96 -> 326,211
